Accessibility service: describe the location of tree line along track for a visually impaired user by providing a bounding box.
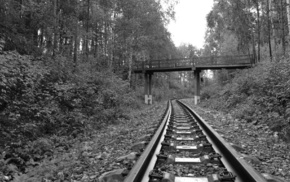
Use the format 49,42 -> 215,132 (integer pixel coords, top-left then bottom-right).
124,100 -> 268,182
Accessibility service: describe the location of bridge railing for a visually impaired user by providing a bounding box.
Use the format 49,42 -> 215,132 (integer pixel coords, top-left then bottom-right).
133,55 -> 254,70
134,58 -> 193,70
194,55 -> 254,66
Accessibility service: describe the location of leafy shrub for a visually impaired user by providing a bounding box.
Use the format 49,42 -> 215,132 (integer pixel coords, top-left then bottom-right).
201,58 -> 290,141
12,151 -> 79,182
0,51 -> 55,143
200,83 -> 222,100
0,51 -> 145,179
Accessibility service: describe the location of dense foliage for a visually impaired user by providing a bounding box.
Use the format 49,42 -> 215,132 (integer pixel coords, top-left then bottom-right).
204,0 -> 290,60
199,0 -> 290,143
2,0 -> 290,180
200,58 -> 290,141
0,50 -> 139,142
0,0 -> 184,180
0,51 -> 145,180
0,0 -> 178,76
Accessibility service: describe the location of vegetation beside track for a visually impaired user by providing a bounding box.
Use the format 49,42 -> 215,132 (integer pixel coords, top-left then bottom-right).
0,55 -> 167,181
0,51 -> 190,181
0,51 -> 146,181
200,58 -> 290,142
182,98 -> 290,181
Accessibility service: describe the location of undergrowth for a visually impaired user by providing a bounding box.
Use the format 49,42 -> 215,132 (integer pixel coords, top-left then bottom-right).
200,58 -> 290,142
0,51 -> 143,181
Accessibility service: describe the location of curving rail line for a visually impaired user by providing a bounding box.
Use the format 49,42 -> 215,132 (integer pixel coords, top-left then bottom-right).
124,100 -> 267,182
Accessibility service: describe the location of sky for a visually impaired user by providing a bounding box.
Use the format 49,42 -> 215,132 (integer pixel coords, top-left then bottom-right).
167,0 -> 214,49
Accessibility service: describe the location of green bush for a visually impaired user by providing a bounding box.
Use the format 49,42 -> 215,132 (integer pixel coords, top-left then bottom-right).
201,58 -> 290,141
200,83 -> 222,100
0,51 -> 144,178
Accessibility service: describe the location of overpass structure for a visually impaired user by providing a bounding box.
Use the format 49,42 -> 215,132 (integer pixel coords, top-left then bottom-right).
132,55 -> 255,104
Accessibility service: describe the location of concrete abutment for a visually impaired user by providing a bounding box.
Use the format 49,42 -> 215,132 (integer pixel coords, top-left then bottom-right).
143,70 -> 201,105
193,70 -> 201,105
144,72 -> 153,104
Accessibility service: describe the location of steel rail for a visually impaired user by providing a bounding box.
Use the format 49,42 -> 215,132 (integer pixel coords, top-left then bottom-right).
124,101 -> 172,182
177,100 -> 267,182
124,100 -> 268,182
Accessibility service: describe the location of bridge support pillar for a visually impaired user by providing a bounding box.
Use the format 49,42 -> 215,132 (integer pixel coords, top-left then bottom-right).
144,72 -> 153,104
194,70 -> 201,105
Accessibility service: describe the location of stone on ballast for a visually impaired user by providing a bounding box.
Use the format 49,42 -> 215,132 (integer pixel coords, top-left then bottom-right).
166,155 -> 175,164
230,143 -> 245,152
138,134 -> 152,141
147,128 -> 156,133
242,154 -> 261,165
262,173 -> 286,182
161,172 -> 175,182
149,124 -> 158,129
131,141 -> 148,152
98,168 -> 128,182
96,152 -> 109,160
117,152 -> 138,162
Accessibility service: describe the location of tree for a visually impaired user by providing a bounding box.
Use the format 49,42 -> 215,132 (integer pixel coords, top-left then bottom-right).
287,0 -> 290,36
267,0 -> 273,60
0,0 -> 178,78
253,0 -> 261,61
205,0 -> 290,60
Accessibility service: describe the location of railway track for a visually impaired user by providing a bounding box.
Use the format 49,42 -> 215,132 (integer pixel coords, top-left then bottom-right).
124,100 -> 268,182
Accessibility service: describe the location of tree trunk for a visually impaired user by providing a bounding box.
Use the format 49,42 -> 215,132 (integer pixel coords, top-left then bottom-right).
256,1 -> 261,61
128,47 -> 133,86
280,0 -> 286,55
267,0 -> 273,60
252,32 -> 257,64
73,26 -> 78,72
59,17 -> 64,55
94,23 -> 99,58
85,0 -> 90,61
287,0 -> 290,36
53,0 -> 58,59
73,3 -> 79,73
270,0 -> 279,56
109,11 -> 117,69
39,28 -> 44,48
104,20 -> 108,57
100,21 -> 104,55
0,37 -> 4,54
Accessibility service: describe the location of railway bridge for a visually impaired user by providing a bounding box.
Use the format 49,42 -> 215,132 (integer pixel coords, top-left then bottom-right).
132,55 -> 255,105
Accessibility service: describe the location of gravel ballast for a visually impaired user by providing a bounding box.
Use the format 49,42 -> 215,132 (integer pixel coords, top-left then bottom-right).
181,98 -> 290,182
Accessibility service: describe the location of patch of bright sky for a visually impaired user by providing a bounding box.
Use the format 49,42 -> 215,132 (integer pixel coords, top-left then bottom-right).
167,0 -> 214,49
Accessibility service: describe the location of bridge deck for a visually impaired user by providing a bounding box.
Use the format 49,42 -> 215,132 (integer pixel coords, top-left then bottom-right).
133,55 -> 254,73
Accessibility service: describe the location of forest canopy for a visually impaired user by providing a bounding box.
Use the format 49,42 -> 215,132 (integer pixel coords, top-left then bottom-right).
0,1 -> 180,180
